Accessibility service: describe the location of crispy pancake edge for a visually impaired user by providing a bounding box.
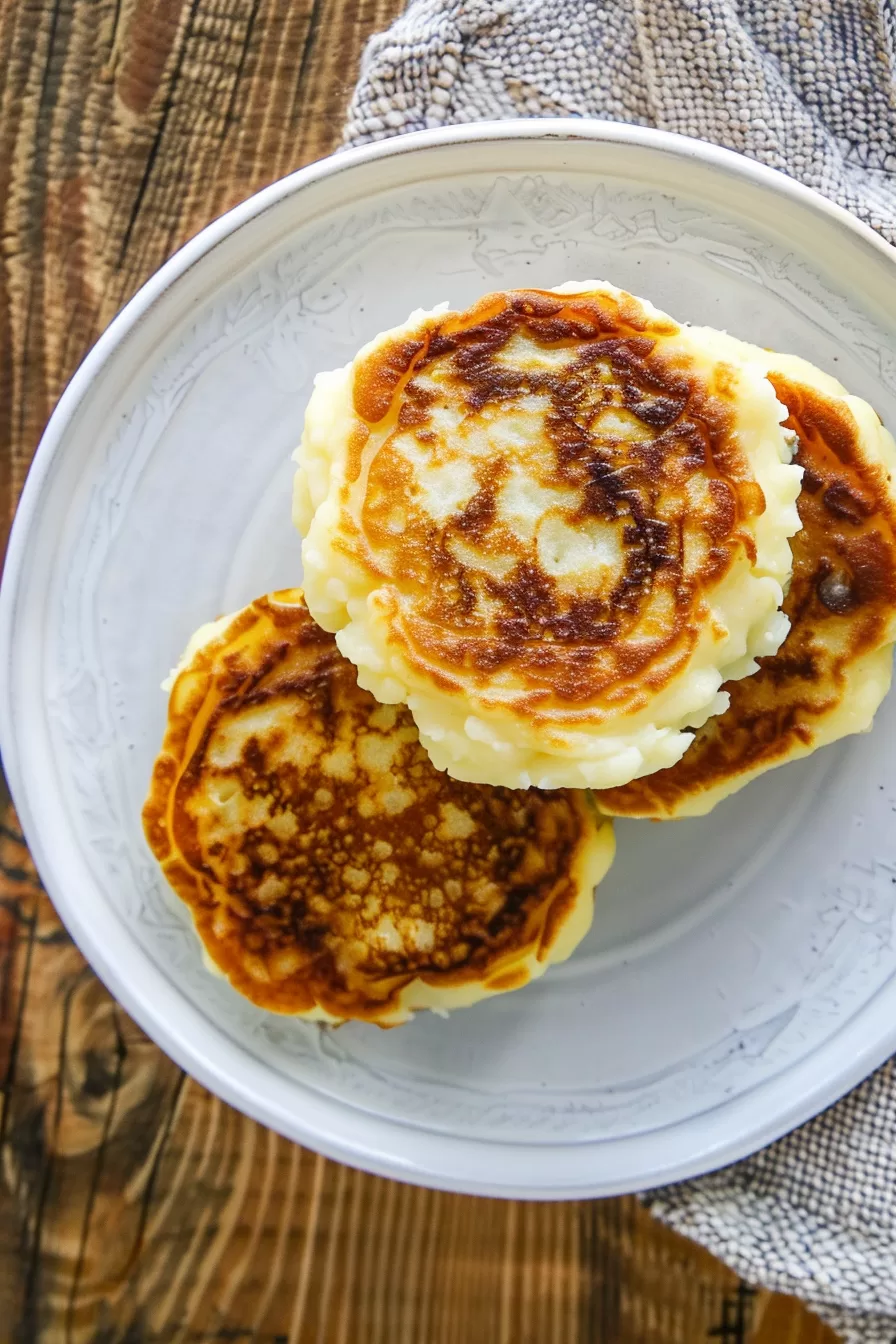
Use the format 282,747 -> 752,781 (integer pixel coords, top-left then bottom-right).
594,350 -> 896,819
143,590 -> 615,1025
296,284 -> 801,791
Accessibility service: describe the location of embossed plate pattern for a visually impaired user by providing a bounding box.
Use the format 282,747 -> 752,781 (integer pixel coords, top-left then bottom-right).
4,123 -> 896,1197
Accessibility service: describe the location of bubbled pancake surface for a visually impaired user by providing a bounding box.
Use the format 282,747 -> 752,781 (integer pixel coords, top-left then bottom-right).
596,356 -> 896,819
143,591 -> 614,1024
296,284 -> 801,791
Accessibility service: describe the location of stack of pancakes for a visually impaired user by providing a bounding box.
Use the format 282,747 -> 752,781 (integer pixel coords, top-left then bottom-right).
145,284 -> 896,1025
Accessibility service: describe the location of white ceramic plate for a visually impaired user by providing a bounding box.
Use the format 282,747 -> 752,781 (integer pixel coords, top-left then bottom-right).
4,121 -> 896,1199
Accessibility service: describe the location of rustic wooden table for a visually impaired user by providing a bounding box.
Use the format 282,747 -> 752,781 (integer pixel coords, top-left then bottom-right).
0,3 -> 841,1340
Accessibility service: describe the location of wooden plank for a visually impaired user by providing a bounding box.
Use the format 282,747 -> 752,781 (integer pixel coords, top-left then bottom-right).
751,1290 -> 840,1344
0,796 -> 840,1344
0,0 -> 404,561
0,1 -> 843,1339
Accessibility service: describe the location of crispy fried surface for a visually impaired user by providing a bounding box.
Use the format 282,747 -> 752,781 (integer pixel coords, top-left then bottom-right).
296,284 -> 801,790
143,591 -> 614,1024
596,354 -> 896,819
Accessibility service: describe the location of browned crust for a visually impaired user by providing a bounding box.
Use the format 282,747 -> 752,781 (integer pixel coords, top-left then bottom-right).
596,376 -> 896,816
143,592 -> 596,1022
339,287 -> 772,722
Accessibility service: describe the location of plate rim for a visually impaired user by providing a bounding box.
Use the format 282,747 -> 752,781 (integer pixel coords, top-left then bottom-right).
3,118 -> 896,1198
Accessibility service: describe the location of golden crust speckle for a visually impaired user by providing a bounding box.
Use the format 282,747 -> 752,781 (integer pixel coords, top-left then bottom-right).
596,353 -> 896,818
143,591 -> 614,1024
296,283 -> 802,790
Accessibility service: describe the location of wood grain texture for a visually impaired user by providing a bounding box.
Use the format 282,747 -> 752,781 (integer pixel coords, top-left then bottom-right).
0,1 -> 840,1340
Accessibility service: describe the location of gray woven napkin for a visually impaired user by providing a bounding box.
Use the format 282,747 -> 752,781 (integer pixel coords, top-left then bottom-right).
345,3 -> 896,1339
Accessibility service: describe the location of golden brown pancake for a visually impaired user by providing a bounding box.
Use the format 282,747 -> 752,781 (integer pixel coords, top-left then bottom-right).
296,282 -> 802,791
143,590 -> 615,1025
596,350 -> 896,819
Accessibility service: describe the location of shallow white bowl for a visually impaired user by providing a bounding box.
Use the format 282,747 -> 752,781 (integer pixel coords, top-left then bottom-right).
4,121 -> 896,1199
